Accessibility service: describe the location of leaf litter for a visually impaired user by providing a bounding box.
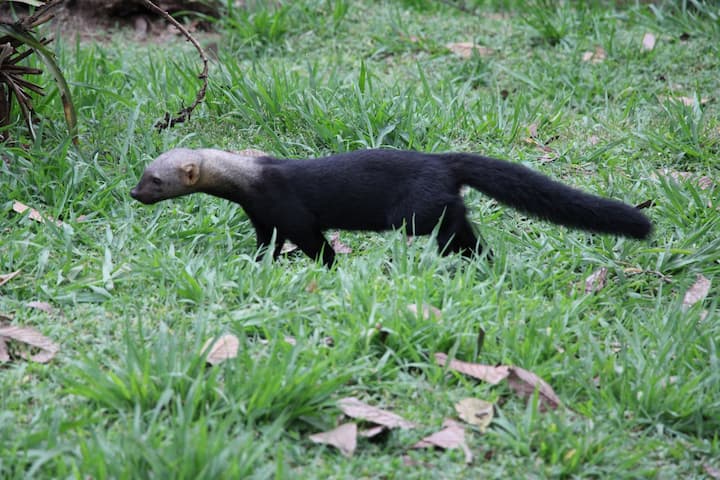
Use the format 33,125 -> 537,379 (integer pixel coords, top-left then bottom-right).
201,334 -> 239,365
338,397 -> 416,429
412,419 -> 473,464
407,303 -> 442,320
0,270 -> 21,287
309,422 -> 357,457
455,398 -> 494,432
0,325 -> 59,363
436,353 -> 561,411
682,274 -> 711,309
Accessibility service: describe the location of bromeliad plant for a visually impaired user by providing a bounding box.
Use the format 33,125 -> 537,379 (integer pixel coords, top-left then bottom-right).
0,0 -> 76,143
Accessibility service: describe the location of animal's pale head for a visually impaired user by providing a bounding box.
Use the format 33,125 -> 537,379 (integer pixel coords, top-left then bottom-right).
130,148 -> 202,204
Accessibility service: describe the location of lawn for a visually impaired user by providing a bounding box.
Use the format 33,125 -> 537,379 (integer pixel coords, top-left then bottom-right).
1,0 -> 719,478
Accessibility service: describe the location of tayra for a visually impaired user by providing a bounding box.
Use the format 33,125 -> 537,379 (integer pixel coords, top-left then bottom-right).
130,148 -> 651,266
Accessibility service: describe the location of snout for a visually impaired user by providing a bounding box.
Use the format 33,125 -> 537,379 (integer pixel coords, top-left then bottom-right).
130,186 -> 155,204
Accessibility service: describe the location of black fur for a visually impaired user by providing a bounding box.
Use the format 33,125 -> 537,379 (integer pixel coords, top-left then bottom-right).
189,149 -> 651,266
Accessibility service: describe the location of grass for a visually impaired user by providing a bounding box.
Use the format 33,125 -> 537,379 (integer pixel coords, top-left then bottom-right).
1,0 -> 719,477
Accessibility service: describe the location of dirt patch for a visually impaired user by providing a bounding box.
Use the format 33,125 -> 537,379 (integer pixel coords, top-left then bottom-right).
1,1 -> 220,43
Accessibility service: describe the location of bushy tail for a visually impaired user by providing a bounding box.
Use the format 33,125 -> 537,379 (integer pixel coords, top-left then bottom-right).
446,153 -> 652,239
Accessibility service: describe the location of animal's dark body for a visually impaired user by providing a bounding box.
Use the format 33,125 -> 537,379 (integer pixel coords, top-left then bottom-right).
130,148 -> 651,266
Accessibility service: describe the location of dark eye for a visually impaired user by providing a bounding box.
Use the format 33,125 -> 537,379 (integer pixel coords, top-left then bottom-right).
152,177 -> 162,186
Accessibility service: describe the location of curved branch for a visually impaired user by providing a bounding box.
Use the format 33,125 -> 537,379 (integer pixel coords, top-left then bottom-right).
139,0 -> 209,131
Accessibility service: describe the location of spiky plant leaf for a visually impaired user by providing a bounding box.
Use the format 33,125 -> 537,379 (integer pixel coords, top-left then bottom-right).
0,23 -> 77,143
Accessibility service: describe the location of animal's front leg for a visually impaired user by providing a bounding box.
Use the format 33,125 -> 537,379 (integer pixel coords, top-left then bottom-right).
253,225 -> 282,262
289,228 -> 335,267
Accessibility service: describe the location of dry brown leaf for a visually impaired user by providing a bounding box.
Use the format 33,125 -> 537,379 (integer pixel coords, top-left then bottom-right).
26,301 -> 55,314
202,334 -> 239,365
412,419 -> 473,464
527,123 -> 538,138
0,337 -> 9,362
446,42 -> 493,59
0,270 -> 21,287
305,280 -> 319,293
682,274 -> 711,309
623,267 -> 644,275
704,464 -> 720,479
660,95 -> 710,106
280,241 -> 299,255
434,352 -> 510,385
507,367 -> 561,411
455,398 -> 494,432
330,232 -> 352,254
358,425 -> 386,438
584,267 -> 608,294
338,397 -> 415,429
0,325 -> 59,363
582,45 -> 606,64
407,303 -> 442,320
697,176 -> 714,190
0,312 -> 12,322
641,32 -> 656,51
309,422 -> 357,457
12,201 -> 62,226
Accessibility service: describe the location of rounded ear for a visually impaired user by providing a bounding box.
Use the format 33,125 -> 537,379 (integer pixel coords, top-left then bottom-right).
182,163 -> 200,186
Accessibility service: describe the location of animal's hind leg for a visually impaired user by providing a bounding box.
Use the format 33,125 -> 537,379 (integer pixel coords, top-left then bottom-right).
437,201 -> 488,258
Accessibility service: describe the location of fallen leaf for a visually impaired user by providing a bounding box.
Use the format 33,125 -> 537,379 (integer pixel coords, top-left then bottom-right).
434,353 -> 510,385
280,241 -> 299,255
338,397 -> 415,429
682,274 -> 711,309
527,123 -> 538,138
0,325 -> 59,363
330,232 -> 352,254
641,32 -> 656,51
704,464 -> 720,479
0,337 -> 8,362
697,176 -> 713,190
412,419 -> 473,464
201,334 -> 239,365
26,301 -> 54,314
507,366 -> 561,411
309,422 -> 357,457
446,42 -> 493,59
455,398 -> 494,432
635,199 -> 655,209
584,267 -> 608,294
358,425 -> 386,438
581,45 -> 606,64
407,303 -> 442,320
0,270 -> 21,287
659,376 -> 678,388
0,312 -> 12,322
305,280 -> 319,293
233,148 -> 270,158
623,267 -> 644,275
12,201 -> 62,226
659,95 -> 710,106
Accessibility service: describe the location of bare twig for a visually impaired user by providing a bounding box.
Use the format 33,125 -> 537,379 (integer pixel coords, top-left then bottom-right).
138,0 -> 208,131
